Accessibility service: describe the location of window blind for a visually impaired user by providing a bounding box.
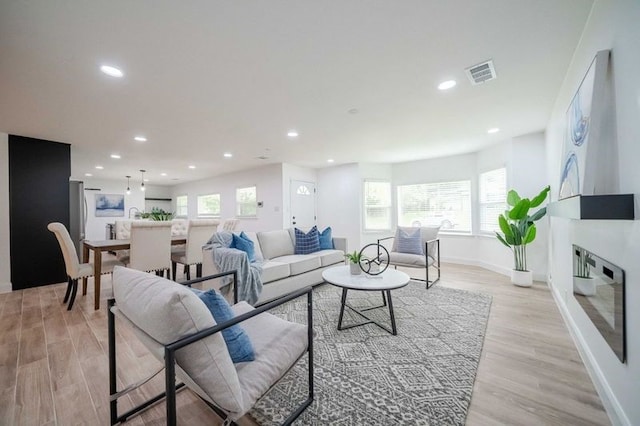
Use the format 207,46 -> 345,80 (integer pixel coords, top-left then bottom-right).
397,180 -> 471,232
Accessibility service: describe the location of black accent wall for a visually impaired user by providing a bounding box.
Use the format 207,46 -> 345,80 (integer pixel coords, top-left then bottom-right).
9,135 -> 70,290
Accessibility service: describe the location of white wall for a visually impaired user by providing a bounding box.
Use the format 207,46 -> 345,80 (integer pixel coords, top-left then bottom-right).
317,163 -> 361,252
546,1 -> 640,424
82,178 -> 147,240
0,133 -> 10,293
509,133 -> 549,278
171,164 -> 284,232
144,185 -> 173,212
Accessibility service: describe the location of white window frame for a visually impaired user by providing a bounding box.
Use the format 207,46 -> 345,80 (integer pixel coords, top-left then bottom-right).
197,193 -> 221,218
396,180 -> 472,233
236,186 -> 257,218
363,180 -> 392,232
175,195 -> 188,218
479,167 -> 507,234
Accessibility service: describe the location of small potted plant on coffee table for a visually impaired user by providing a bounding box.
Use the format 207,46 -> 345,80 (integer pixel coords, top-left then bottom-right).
345,251 -> 365,275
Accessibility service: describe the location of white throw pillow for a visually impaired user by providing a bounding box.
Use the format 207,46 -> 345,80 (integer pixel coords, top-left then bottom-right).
256,230 -> 295,259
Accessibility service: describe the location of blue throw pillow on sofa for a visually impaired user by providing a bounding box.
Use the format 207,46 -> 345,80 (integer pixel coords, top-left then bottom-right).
294,226 -> 321,254
232,232 -> 256,262
396,227 -> 424,255
318,226 -> 333,250
190,288 -> 255,363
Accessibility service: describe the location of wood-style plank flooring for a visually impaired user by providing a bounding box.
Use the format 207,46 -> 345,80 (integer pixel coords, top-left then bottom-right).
0,264 -> 610,425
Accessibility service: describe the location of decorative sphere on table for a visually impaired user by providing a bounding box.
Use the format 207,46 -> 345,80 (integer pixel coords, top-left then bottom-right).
358,243 -> 390,275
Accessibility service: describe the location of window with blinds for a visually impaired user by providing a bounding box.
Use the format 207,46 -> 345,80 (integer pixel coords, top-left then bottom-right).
479,168 -> 507,233
236,186 -> 257,217
397,180 -> 471,232
176,195 -> 188,217
197,193 -> 221,217
363,181 -> 391,231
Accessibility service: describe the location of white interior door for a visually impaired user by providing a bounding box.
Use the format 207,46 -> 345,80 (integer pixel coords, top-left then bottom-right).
290,180 -> 316,228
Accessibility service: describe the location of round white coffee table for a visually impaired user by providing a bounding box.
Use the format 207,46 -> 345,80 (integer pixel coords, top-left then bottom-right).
322,265 -> 410,335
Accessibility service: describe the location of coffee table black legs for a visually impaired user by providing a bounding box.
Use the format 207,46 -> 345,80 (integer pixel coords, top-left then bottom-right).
337,289 -> 398,335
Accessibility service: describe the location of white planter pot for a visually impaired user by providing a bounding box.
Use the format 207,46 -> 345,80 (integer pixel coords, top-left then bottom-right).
511,269 -> 532,287
349,262 -> 361,275
573,276 -> 596,296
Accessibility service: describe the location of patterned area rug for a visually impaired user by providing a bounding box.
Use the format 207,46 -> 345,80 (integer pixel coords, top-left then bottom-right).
250,282 -> 492,425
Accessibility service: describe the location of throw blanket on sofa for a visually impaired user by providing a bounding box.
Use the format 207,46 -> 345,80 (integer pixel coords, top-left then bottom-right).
206,232 -> 263,305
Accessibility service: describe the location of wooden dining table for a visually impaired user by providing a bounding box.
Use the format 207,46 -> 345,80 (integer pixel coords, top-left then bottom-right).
82,236 -> 187,310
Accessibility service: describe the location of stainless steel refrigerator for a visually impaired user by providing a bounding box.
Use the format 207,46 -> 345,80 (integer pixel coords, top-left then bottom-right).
69,180 -> 87,256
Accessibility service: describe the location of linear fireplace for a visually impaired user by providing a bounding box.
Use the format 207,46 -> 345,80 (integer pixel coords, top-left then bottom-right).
573,245 -> 626,362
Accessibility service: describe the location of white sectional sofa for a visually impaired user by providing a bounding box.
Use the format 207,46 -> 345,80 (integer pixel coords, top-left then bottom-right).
202,229 -> 347,303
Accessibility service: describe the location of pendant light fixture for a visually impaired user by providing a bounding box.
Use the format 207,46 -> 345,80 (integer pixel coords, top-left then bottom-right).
125,175 -> 131,195
140,170 -> 146,191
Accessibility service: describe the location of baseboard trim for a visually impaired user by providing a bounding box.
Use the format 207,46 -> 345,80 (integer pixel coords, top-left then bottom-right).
441,256 -> 546,282
0,282 -> 12,294
549,283 -> 629,426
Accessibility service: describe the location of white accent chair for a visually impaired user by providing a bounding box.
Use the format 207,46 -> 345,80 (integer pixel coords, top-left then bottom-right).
127,221 -> 173,279
47,222 -> 123,310
171,219 -> 220,281
378,226 -> 441,289
107,267 -> 313,425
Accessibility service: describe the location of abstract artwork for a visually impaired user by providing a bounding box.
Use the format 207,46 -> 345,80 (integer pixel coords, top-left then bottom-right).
95,194 -> 125,217
558,50 -> 610,199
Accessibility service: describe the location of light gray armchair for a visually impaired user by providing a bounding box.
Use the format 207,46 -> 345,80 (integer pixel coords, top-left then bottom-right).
377,226 -> 441,289
108,266 -> 313,425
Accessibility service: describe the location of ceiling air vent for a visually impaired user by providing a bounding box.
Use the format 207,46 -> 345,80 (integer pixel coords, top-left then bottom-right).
465,59 -> 496,85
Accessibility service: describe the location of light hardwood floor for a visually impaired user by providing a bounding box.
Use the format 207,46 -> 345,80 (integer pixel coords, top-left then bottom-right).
0,263 -> 609,425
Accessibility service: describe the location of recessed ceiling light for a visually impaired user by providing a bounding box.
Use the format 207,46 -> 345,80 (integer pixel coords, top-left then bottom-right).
100,65 -> 124,78
160,172 -> 167,176
188,165 -> 196,169
85,173 -> 93,177
144,179 -> 149,182
327,159 -> 335,163
134,136 -> 147,142
95,165 -> 103,170
438,80 -> 457,90
110,154 -> 121,159
487,127 -> 500,134
287,130 -> 299,138
223,153 -> 233,158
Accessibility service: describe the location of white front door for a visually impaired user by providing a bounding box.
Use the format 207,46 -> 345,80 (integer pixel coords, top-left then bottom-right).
290,180 -> 316,228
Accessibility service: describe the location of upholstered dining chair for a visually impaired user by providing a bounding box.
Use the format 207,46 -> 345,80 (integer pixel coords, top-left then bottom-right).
47,222 -> 124,310
114,219 -> 133,262
377,226 -> 441,289
108,267 -> 313,426
171,219 -> 220,281
221,218 -> 239,231
126,221 -> 173,279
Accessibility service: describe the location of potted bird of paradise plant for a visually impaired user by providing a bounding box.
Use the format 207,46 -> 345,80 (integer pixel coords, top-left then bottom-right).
495,185 -> 550,287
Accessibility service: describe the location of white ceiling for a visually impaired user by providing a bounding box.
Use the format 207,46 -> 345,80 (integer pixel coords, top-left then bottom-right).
0,0 -> 593,185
